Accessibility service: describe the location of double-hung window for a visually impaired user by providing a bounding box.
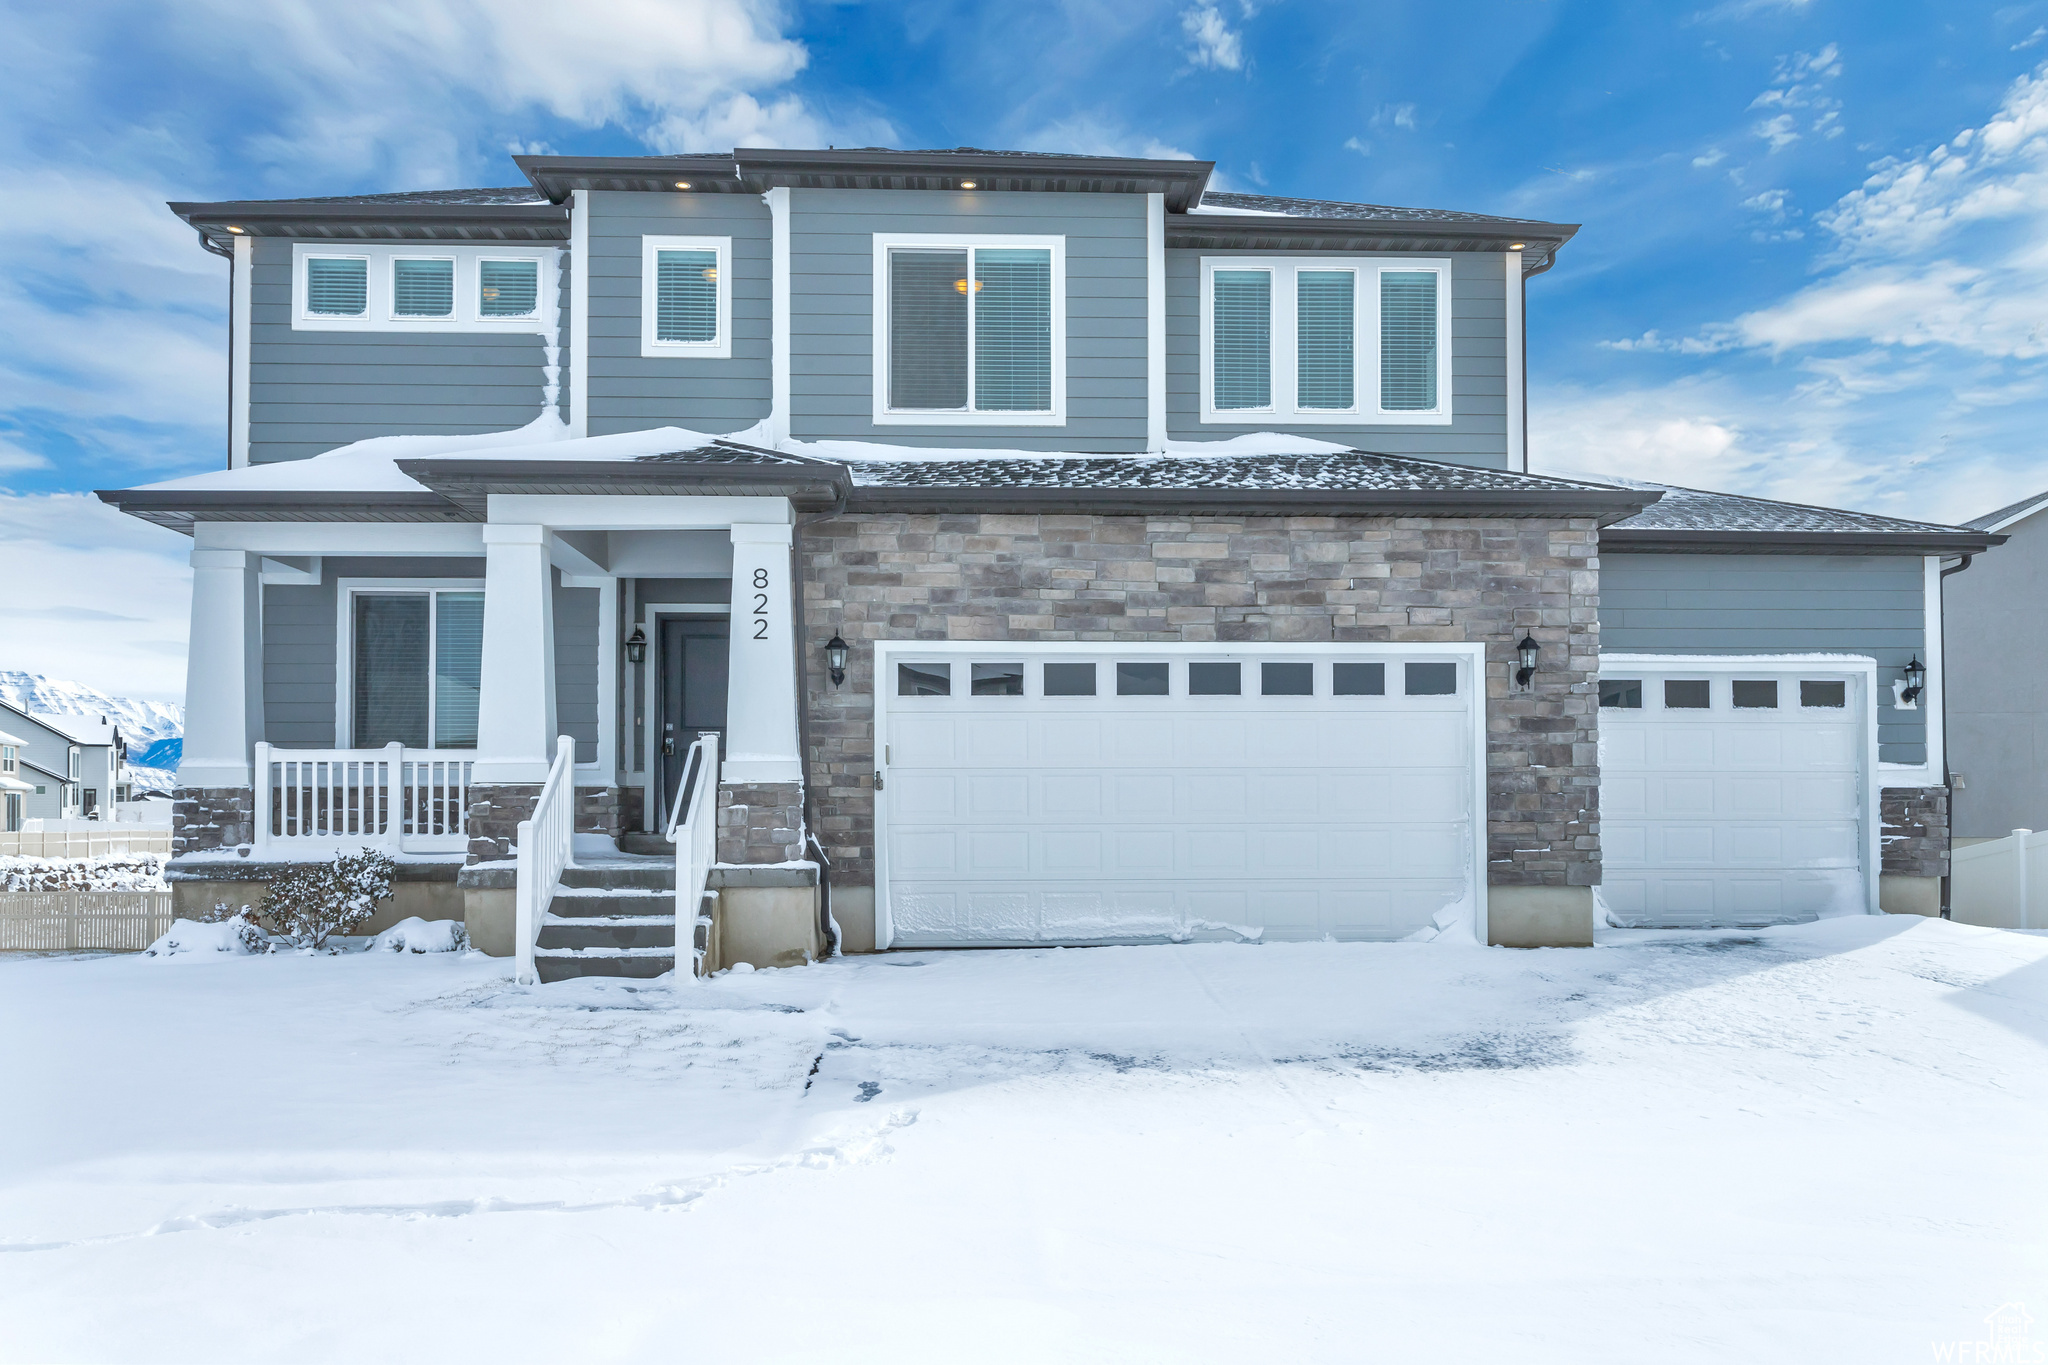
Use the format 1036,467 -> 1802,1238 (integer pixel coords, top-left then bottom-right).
1201,257 -> 1450,424
342,586 -> 485,749
641,236 -> 732,359
294,245 -> 551,332
873,235 -> 1065,425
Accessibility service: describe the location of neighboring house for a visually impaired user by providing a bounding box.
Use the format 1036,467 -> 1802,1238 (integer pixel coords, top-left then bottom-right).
0,728 -> 31,832
96,146 -> 2001,971
1945,489 -> 2048,843
0,701 -> 128,823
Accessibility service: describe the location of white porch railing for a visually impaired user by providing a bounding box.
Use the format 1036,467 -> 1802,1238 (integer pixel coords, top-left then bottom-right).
253,742 -> 472,855
665,733 -> 719,982
1951,828 -> 2048,930
514,736 -> 577,987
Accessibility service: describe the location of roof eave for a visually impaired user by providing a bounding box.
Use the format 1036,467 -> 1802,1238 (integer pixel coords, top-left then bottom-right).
95,488 -> 468,534
1601,528 -> 2007,555
1166,213 -> 1578,272
841,486 -> 1652,520
170,200 -> 568,247
396,458 -> 850,510
513,154 -> 745,202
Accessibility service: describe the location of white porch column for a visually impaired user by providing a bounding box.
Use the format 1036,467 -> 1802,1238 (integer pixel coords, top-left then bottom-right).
473,524 -> 557,785
724,521 -> 802,783
181,547 -> 264,788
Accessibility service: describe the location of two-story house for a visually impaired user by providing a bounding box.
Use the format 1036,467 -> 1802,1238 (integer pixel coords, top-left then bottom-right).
98,147 -> 2000,977
0,701 -> 128,825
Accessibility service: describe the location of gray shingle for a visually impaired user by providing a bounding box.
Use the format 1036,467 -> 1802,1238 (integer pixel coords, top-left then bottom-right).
838,450 -> 1624,493
1197,190 -> 1542,227
1600,477 -> 1978,536
1964,488 -> 2048,531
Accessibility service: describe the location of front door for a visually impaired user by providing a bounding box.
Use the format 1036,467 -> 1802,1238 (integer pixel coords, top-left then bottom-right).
657,617 -> 729,827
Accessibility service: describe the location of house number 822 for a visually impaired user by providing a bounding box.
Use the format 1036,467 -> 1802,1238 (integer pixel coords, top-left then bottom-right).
752,568 -> 770,639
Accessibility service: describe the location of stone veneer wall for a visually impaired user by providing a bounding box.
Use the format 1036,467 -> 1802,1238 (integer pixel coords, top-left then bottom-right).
1881,785 -> 1950,879
171,786 -> 254,856
799,512 -> 1602,888
464,785 -> 619,863
717,782 -> 805,865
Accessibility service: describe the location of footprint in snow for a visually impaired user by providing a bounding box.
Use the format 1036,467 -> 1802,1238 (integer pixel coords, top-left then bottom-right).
855,1081 -> 882,1102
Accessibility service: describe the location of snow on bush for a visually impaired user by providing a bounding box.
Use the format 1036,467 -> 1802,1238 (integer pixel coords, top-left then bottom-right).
369,917 -> 468,954
144,914 -> 265,959
0,854 -> 166,893
260,848 -> 397,951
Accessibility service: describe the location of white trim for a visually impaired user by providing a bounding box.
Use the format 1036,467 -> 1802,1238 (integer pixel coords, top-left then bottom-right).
1146,193 -> 1166,453
1976,494 -> 2048,535
640,234 -> 733,360
258,556 -> 322,586
194,522 -> 484,555
1505,251 -> 1526,472
1598,652 -> 1882,915
1876,554 -> 1947,789
485,493 -> 791,529
333,579 -> 487,751
638,601 -> 733,829
1198,254 -> 1453,426
870,233 -> 1068,427
569,191 -> 589,438
230,235 -> 253,468
766,187 -> 791,444
870,639 -> 1489,950
290,243 -> 555,334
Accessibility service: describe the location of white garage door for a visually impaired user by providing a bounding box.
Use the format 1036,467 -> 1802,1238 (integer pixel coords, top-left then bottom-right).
877,647 -> 1480,947
1598,660 -> 1874,927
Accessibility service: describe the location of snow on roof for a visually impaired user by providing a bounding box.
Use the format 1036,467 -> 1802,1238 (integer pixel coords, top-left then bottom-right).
0,727 -> 27,746
31,712 -> 116,746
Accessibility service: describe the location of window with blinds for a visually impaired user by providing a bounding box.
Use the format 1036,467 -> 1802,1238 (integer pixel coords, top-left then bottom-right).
1296,270 -> 1355,410
351,590 -> 485,750
432,593 -> 484,747
392,258 -> 454,317
886,244 -> 1055,414
306,257 -> 367,316
656,249 -> 719,343
1212,269 -> 1272,410
478,259 -> 538,317
1380,270 -> 1440,411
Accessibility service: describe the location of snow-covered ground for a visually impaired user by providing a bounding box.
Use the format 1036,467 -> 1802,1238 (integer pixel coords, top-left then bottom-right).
3,918 -> 2045,1363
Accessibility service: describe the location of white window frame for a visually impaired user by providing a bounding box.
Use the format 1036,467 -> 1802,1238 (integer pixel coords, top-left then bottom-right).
640,235 -> 733,360
333,579 -> 487,750
292,244 -> 556,334
870,233 -> 1067,427
387,254 -> 457,322
1199,255 -> 1453,426
1,745 -> 15,775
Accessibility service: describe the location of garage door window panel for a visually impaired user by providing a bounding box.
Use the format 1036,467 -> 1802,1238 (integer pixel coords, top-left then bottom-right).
1333,662 -> 1385,696
1043,662 -> 1095,697
1188,662 -> 1241,696
1117,663 -> 1170,696
1800,680 -> 1846,708
972,663 -> 1024,697
1600,679 -> 1643,709
1405,662 -> 1458,696
1732,680 -> 1779,709
1664,679 -> 1711,709
1262,662 -> 1314,696
898,662 -> 951,697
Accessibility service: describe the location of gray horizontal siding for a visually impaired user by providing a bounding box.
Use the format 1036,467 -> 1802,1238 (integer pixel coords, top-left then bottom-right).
586,190 -> 771,438
1599,553 -> 1927,765
1165,248 -> 1508,464
790,189 -> 1149,450
553,574 -> 600,764
261,558 -> 485,749
248,238 -> 562,465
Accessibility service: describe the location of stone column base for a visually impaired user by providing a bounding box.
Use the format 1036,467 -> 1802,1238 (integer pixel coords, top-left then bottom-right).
171,786 -> 255,856
717,782 -> 805,864
465,785 -> 541,863
1487,885 -> 1595,947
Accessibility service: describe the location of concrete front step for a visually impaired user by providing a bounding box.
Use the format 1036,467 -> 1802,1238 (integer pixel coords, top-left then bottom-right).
559,863 -> 674,891
537,917 -> 676,951
617,832 -> 673,857
534,949 -> 675,982
548,889 -> 677,918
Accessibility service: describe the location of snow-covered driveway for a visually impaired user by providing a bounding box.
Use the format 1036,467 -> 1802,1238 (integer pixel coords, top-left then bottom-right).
4,918 -> 2046,1363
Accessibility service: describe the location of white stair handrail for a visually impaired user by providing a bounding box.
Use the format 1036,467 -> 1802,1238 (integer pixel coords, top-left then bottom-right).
666,733 -> 719,983
514,736 -> 577,987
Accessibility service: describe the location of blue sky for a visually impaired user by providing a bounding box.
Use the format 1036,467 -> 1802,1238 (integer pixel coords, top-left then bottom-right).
4,0 -> 2047,699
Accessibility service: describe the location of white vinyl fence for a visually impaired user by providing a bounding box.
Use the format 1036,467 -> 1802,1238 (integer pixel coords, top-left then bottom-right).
0,891 -> 177,950
1950,828 -> 2048,930
0,830 -> 173,859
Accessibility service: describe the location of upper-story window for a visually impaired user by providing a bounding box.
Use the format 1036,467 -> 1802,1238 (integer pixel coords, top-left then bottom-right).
641,236 -> 732,359
1199,256 -> 1451,425
0,744 -> 16,775
293,244 -> 551,333
67,747 -> 80,781
872,234 -> 1066,426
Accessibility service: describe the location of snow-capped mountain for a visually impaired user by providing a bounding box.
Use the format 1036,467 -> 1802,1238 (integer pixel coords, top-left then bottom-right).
0,672 -> 183,792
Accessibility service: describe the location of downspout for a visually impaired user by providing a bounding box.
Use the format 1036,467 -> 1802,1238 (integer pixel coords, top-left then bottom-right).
1936,552 -> 1975,919
789,517 -> 838,956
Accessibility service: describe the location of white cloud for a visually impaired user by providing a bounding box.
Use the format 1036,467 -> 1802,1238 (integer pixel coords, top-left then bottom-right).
1014,115 -> 1199,164
2015,26 -> 2048,52
1181,4 -> 1244,71
1692,148 -> 1727,167
1754,113 -> 1800,151
1344,136 -> 1371,157
1371,103 -> 1417,132
0,494 -> 192,702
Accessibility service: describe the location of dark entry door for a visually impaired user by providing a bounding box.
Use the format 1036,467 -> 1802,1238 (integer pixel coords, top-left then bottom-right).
658,617 -> 729,825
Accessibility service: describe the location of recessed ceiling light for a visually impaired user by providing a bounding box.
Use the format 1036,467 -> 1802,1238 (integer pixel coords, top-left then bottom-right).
960,180 -> 978,189
1509,241 -> 1525,249
674,180 -> 693,190
225,224 -> 245,233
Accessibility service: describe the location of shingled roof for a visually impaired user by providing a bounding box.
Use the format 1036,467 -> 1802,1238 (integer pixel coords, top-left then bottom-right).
1596,477 -> 2002,554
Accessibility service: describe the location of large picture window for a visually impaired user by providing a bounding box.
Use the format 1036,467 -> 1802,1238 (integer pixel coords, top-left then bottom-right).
347,589 -> 484,749
1200,257 -> 1449,424
873,235 -> 1065,425
640,235 -> 732,358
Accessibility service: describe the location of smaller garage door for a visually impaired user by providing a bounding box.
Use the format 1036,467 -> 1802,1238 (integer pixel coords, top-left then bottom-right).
1598,660 -> 1874,927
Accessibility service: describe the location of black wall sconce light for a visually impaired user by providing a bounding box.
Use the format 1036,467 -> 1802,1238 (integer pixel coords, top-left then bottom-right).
624,626 -> 647,665
1901,656 -> 1926,704
824,632 -> 850,687
1515,634 -> 1539,690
